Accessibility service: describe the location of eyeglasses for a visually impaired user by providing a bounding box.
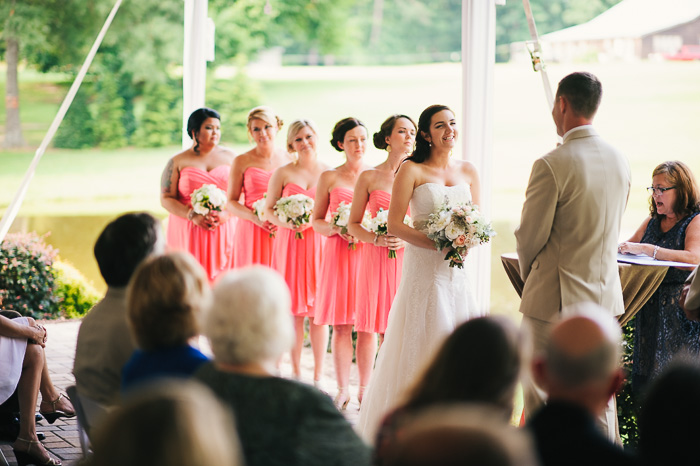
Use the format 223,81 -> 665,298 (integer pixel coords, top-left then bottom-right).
647,186 -> 676,195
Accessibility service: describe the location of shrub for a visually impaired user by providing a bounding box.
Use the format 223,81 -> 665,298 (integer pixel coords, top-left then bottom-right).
93,74 -> 127,149
0,233 -> 60,319
53,260 -> 101,318
133,80 -> 182,147
53,86 -> 96,149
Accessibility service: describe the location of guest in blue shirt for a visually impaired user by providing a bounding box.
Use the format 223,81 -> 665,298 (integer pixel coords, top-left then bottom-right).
122,252 -> 211,392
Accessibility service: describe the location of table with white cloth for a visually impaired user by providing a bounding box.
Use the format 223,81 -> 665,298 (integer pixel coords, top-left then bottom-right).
500,252 -> 680,325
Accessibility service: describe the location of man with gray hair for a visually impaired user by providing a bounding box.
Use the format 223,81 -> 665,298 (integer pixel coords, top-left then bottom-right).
528,304 -> 636,466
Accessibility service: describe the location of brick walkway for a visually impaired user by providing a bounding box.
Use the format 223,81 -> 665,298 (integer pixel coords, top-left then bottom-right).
1,319 -> 360,465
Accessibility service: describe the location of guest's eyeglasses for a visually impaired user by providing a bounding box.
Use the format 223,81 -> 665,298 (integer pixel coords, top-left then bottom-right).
647,186 -> 676,195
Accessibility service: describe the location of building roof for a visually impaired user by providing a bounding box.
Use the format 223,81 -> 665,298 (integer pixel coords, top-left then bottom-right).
543,0 -> 700,42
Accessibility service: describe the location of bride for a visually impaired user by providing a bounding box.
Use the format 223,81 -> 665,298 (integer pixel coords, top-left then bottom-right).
356,104 -> 484,441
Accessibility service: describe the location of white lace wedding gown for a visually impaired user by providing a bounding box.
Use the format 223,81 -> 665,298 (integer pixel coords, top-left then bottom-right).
356,183 -> 483,442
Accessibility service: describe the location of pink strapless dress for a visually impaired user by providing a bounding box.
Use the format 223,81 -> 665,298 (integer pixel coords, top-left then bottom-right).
271,184 -> 324,317
234,166 -> 275,268
314,187 -> 364,326
355,190 -> 404,334
166,165 -> 236,282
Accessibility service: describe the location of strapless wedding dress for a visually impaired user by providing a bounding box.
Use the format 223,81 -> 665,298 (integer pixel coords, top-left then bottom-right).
356,182 -> 482,442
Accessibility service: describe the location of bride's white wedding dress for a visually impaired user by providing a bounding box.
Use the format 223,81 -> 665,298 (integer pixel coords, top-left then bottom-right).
356,182 -> 483,442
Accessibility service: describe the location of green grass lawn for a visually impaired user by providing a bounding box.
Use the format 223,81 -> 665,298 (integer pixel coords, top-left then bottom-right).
1,61 -> 699,312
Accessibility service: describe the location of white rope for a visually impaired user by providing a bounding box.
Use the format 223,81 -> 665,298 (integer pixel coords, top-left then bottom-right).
0,0 -> 123,243
522,0 -> 555,112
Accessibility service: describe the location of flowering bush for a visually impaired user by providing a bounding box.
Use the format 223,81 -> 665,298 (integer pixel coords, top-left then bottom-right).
53,260 -> 101,319
0,233 -> 60,318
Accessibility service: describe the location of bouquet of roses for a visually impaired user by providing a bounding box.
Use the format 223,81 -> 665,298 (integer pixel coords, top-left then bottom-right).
274,194 -> 314,239
251,194 -> 274,238
331,201 -> 356,250
426,199 -> 496,269
191,184 -> 227,216
369,208 -> 412,259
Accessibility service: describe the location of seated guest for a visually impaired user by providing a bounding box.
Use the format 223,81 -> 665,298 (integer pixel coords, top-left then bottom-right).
121,252 -> 210,392
1,308 -> 73,465
374,316 -> 523,464
638,358 -> 700,466
196,266 -> 371,466
85,379 -> 243,466
73,212 -> 163,406
381,404 -> 539,466
528,304 -> 636,466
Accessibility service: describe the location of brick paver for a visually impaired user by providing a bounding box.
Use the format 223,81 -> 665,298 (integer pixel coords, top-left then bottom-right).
1,319 -> 361,465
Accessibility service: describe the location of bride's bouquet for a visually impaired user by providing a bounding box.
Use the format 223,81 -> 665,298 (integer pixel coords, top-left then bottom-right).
369,208 -> 412,259
191,184 -> 227,216
273,194 -> 314,239
331,201 -> 356,250
251,194 -> 274,238
426,200 -> 496,268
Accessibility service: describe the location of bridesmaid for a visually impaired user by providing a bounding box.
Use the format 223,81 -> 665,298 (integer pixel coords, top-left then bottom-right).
228,107 -> 292,268
160,107 -> 236,281
265,119 -> 330,385
347,114 -> 416,399
313,117 -> 371,409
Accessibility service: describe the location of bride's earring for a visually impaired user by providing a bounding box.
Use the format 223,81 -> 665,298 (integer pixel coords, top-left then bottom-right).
386,144 -> 392,153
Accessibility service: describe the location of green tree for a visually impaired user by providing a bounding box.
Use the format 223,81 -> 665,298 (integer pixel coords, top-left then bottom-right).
53,86 -> 96,149
93,74 -> 126,149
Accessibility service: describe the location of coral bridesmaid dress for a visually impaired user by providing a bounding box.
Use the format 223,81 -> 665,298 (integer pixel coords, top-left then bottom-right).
355,190 -> 404,334
234,166 -> 275,268
271,183 -> 324,317
314,187 -> 364,326
166,165 -> 236,281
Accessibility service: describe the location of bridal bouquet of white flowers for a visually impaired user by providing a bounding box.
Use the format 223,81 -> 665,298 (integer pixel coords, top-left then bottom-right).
191,184 -> 227,216
369,208 -> 412,259
274,194 -> 314,239
252,194 -> 275,238
331,201 -> 356,249
426,200 -> 496,268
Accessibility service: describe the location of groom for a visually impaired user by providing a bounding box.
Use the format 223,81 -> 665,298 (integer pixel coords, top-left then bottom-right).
515,72 -> 630,440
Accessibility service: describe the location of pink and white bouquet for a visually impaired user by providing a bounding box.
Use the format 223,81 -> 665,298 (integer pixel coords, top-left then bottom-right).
369,208 -> 412,259
331,201 -> 356,250
252,194 -> 274,238
426,200 -> 495,268
191,184 -> 227,216
274,194 -> 314,239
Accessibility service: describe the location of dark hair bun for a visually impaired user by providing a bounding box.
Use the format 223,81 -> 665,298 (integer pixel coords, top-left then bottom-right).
330,117 -> 365,152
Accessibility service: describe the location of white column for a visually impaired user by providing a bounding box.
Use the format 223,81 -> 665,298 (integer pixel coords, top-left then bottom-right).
461,0 -> 498,314
182,0 -> 209,149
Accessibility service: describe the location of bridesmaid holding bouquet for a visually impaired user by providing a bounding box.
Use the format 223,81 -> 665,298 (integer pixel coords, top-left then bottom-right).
347,115 -> 416,379
265,120 -> 330,385
160,108 -> 236,281
228,107 -> 293,268
313,117 -> 371,409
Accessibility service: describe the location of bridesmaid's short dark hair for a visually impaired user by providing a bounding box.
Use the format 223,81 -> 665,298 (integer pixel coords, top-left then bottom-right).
330,117 -> 366,152
373,114 -> 417,150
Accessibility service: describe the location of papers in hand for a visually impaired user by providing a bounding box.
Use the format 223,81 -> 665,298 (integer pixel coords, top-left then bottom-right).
617,252 -> 694,268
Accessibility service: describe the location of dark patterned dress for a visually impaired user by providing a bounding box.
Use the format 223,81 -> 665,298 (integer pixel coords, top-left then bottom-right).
632,211 -> 700,392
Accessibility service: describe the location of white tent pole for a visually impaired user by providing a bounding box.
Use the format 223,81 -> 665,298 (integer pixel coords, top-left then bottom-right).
182,0 -> 209,149
462,0 -> 498,314
0,0 -> 123,243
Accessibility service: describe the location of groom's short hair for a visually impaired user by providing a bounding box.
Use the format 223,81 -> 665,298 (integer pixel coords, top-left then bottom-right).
556,72 -> 602,119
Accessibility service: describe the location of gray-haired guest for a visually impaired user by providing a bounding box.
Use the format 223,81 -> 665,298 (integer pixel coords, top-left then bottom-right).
195,266 -> 371,466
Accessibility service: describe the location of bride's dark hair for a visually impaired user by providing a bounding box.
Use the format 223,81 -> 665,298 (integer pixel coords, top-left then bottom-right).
404,104 -> 453,164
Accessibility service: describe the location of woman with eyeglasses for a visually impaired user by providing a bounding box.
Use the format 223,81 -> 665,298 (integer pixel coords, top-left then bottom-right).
618,160 -> 700,393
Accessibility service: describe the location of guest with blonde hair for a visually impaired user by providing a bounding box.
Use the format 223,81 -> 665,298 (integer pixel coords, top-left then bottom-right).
196,266 -> 370,466
85,379 -> 243,466
121,252 -> 211,392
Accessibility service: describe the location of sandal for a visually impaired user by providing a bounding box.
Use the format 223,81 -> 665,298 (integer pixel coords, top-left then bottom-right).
39,393 -> 75,424
13,437 -> 61,465
334,387 -> 350,411
357,385 -> 367,410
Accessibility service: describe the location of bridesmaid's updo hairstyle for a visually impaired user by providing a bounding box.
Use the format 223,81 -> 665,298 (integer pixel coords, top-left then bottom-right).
247,106 -> 284,133
286,119 -> 319,153
330,117 -> 366,152
406,104 -> 452,164
187,107 -> 221,154
373,114 -> 417,150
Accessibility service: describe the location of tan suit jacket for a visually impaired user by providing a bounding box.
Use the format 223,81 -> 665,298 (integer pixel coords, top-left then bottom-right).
515,127 -> 631,322
685,267 -> 700,310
